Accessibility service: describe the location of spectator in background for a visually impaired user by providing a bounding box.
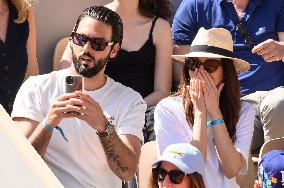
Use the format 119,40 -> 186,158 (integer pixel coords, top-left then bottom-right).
0,0 -> 38,114
155,28 -> 255,188
60,0 -> 173,143
151,143 -> 205,188
255,150 -> 284,188
171,0 -> 284,154
12,6 -> 146,187
168,0 -> 183,24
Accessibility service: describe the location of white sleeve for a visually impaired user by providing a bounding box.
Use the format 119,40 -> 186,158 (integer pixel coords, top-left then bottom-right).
234,102 -> 255,175
154,98 -> 190,157
11,76 -> 44,122
116,97 -> 147,143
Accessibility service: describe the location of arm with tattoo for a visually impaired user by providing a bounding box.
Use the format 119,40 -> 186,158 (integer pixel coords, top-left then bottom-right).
99,132 -> 141,181
72,92 -> 144,181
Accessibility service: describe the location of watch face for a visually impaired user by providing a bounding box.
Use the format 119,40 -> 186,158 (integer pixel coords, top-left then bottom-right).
106,123 -> 115,135
96,123 -> 115,138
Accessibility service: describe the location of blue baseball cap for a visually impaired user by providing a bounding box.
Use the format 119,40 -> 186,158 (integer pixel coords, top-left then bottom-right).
152,143 -> 205,176
257,150 -> 284,188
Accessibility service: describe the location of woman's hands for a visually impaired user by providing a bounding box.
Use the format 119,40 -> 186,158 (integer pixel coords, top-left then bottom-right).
187,68 -> 206,114
188,67 -> 209,159
199,66 -> 224,117
188,66 -> 224,117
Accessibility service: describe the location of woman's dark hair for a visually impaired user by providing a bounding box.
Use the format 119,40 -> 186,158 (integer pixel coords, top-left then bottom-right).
150,162 -> 205,188
138,0 -> 172,20
178,58 -> 240,142
73,6 -> 123,46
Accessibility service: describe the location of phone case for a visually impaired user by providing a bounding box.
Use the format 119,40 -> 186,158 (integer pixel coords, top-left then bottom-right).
65,75 -> 83,93
64,75 -> 83,115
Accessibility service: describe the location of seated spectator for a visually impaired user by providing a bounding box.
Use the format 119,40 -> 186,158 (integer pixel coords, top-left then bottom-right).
171,0 -> 284,154
0,0 -> 38,114
60,0 -> 173,143
11,6 -> 147,187
255,150 -> 284,188
151,143 -> 205,188
155,27 -> 255,188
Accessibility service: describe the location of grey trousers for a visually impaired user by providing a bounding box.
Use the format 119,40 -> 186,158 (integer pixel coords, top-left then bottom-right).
242,86 -> 284,153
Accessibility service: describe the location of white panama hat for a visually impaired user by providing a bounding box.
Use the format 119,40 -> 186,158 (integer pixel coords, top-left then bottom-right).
172,27 -> 250,73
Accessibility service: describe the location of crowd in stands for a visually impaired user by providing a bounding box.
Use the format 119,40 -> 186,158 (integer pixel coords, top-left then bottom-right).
0,0 -> 284,187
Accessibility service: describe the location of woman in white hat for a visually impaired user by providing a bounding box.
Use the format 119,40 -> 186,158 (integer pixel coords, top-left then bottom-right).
151,143 -> 205,188
154,27 -> 255,188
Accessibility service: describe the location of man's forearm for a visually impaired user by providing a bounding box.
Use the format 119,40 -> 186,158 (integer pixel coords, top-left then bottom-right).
99,132 -> 140,181
28,122 -> 52,158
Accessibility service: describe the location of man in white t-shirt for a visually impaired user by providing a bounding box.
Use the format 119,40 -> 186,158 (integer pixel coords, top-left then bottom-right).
11,6 -> 147,188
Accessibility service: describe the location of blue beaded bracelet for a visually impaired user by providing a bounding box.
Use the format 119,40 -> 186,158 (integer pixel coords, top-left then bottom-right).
207,118 -> 224,128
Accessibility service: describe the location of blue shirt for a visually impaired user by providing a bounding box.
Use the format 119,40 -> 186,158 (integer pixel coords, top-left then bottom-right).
172,0 -> 284,95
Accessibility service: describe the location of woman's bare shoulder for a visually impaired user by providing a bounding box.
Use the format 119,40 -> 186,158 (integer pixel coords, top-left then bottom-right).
152,17 -> 172,44
156,17 -> 170,28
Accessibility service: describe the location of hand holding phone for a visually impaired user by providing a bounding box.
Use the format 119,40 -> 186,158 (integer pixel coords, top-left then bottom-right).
64,75 -> 84,115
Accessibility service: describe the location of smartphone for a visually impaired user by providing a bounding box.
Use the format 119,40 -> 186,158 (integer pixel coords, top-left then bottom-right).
64,75 -> 84,115
65,75 -> 84,93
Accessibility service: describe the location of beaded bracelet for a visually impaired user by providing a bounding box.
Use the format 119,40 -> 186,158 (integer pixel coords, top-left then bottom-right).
207,118 -> 224,128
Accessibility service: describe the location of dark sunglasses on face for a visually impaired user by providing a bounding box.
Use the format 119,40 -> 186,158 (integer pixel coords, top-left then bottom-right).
152,167 -> 186,184
236,21 -> 256,49
71,32 -> 113,51
184,57 -> 222,73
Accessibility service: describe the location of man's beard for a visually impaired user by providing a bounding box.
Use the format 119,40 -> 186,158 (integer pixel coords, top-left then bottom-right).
71,45 -> 109,78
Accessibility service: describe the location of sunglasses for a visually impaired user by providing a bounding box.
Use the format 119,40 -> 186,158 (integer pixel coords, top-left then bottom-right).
71,32 -> 113,51
236,21 -> 256,49
152,167 -> 186,184
184,57 -> 222,73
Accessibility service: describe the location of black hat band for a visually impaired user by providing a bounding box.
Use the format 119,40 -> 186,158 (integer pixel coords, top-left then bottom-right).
190,45 -> 234,58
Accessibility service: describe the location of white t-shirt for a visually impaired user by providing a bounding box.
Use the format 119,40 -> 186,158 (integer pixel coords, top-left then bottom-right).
154,96 -> 255,188
12,69 -> 147,188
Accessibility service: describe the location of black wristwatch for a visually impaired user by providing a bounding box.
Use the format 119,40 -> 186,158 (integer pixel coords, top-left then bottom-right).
96,122 -> 115,138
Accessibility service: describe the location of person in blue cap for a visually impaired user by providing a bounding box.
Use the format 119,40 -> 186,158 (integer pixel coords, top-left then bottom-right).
255,150 -> 284,188
151,143 -> 205,188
